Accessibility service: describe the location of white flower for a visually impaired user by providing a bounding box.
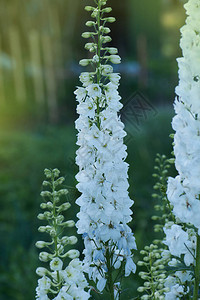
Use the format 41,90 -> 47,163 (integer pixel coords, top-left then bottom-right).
50,257 -> 63,271
74,87 -> 87,103
163,224 -> 189,257
125,257 -> 136,276
86,84 -> 102,98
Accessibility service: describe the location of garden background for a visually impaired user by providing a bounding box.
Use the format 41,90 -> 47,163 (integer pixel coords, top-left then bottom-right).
0,0 -> 186,299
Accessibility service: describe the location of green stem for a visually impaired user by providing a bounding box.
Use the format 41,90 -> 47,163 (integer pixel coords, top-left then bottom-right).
106,249 -> 115,300
149,252 -> 156,300
193,234 -> 200,300
52,175 -> 61,292
96,0 -> 101,129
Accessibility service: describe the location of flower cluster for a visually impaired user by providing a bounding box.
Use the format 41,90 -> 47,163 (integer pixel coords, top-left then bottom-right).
75,0 -> 136,295
163,1 -> 200,297
167,0 -> 200,232
36,169 -> 90,300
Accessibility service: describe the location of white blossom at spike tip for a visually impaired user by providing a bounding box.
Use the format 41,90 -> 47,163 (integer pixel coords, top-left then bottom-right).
74,0 -> 136,291
166,0 -> 200,234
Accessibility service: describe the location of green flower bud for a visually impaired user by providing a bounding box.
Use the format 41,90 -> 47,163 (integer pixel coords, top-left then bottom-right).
106,47 -> 118,55
91,9 -> 98,18
37,213 -> 46,220
60,220 -> 75,227
85,43 -> 96,52
101,36 -> 112,43
38,225 -> 52,233
103,17 -> 116,23
54,177 -> 65,186
40,203 -> 47,209
102,7 -> 112,13
53,168 -> 60,177
42,180 -> 50,186
86,21 -> 95,27
79,59 -> 91,67
85,6 -> 95,11
56,215 -> 65,224
35,241 -> 48,249
47,202 -> 53,209
57,189 -> 68,196
43,211 -> 52,219
82,32 -> 93,39
40,191 -> 52,198
57,202 -> 71,213
66,249 -> 80,259
44,168 -> 51,178
68,236 -> 78,245
100,26 -> 110,34
137,286 -> 146,292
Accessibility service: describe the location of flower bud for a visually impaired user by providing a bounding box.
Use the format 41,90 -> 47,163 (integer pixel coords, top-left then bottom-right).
107,47 -> 118,55
57,202 -> 71,213
91,9 -> 98,18
85,6 -> 95,11
101,36 -> 112,44
40,203 -> 47,209
43,211 -> 52,219
92,55 -> 100,63
38,225 -> 51,233
103,17 -> 116,23
56,215 -> 65,224
35,241 -> 47,249
54,177 -> 65,186
42,180 -> 50,186
50,229 -> 57,237
40,191 -> 52,198
44,168 -> 51,178
57,189 -> 68,196
100,26 -> 110,34
68,236 -> 78,245
66,249 -> 80,259
82,32 -> 93,39
102,7 -> 112,13
47,202 -> 53,209
39,252 -> 52,262
37,213 -> 46,220
137,287 -> 146,292
53,168 -> 60,177
85,43 -> 96,52
109,55 -> 121,64
36,267 -> 48,277
86,21 -> 95,27
61,220 -> 75,227
79,59 -> 91,67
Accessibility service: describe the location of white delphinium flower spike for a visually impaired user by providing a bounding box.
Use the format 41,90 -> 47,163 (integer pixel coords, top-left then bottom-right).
75,0 -> 136,297
35,169 -> 90,300
164,0 -> 200,298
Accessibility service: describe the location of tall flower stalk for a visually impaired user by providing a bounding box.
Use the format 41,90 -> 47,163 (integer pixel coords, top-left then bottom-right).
75,0 -> 136,298
165,0 -> 200,299
35,169 -> 90,300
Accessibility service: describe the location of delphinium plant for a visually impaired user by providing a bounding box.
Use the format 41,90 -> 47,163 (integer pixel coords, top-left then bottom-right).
164,0 -> 200,298
35,168 -> 90,300
138,0 -> 200,298
74,0 -> 136,298
137,154 -> 173,300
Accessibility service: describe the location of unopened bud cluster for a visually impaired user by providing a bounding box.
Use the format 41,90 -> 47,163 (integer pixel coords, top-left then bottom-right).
137,244 -> 168,300
36,169 -> 90,300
